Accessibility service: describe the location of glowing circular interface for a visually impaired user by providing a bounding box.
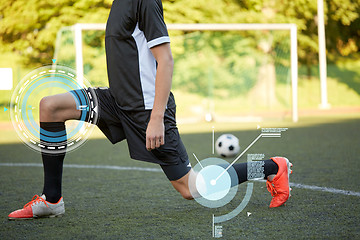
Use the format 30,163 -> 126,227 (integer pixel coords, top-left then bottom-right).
196,165 -> 231,201
190,157 -> 239,208
10,65 -> 98,154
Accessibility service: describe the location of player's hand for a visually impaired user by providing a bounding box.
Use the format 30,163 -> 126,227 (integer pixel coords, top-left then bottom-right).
146,117 -> 165,151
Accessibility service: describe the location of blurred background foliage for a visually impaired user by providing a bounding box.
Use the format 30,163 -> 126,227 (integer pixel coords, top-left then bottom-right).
1,0 -> 358,66
0,0 -> 359,117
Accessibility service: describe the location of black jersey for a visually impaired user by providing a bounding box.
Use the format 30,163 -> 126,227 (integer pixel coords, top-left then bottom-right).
105,0 -> 175,111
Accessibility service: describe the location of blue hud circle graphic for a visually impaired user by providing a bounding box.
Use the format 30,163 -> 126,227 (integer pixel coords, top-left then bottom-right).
10,65 -> 98,154
196,165 -> 231,201
191,158 -> 238,208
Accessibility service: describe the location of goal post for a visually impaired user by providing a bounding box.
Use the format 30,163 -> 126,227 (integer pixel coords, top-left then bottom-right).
167,24 -> 298,123
54,23 -> 298,122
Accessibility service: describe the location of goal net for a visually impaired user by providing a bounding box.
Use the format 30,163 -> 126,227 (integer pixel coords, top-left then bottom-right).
54,23 -> 298,123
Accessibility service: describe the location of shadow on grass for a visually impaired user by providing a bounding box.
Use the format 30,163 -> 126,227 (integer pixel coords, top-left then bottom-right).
299,63 -> 360,95
327,64 -> 360,95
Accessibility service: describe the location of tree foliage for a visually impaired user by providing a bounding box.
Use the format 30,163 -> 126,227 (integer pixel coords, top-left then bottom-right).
171,31 -> 267,97
0,0 -> 359,67
0,0 -> 112,64
163,0 -> 359,66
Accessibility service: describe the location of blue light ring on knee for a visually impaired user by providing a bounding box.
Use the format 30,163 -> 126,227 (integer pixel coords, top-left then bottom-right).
20,77 -> 86,142
10,65 -> 98,154
21,80 -> 73,140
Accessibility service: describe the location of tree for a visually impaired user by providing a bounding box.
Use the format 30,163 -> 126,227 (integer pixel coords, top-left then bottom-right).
0,0 -> 359,70
163,0 -> 360,76
0,0 -> 112,65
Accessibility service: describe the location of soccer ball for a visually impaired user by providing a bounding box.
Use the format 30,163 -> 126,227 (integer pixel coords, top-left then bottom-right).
215,134 -> 240,157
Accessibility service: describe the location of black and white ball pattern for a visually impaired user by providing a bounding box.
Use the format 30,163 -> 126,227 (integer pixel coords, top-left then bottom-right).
215,134 -> 240,157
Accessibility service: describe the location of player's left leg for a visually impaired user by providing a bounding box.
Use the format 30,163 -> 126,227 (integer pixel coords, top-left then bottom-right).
39,93 -> 82,204
8,92 -> 81,220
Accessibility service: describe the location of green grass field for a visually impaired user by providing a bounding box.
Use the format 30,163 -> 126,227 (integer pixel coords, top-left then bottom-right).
0,114 -> 360,239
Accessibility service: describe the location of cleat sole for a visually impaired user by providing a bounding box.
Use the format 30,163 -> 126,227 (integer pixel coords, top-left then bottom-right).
8,217 -> 33,221
9,214 -> 64,220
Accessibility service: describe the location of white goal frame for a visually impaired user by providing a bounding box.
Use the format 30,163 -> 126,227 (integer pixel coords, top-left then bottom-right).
54,23 -> 298,122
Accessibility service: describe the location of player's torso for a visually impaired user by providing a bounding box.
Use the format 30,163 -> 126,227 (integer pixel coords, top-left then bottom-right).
105,0 -> 150,110
105,0 -> 174,111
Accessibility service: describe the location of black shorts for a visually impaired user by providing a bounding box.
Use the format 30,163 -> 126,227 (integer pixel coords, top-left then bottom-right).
71,87 -> 191,181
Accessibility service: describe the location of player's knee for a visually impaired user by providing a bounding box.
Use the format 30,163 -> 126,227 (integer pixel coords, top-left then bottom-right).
179,190 -> 193,200
39,96 -> 60,121
40,96 -> 52,114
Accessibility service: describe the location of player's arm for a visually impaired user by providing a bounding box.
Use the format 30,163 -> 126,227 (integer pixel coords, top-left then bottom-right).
146,42 -> 174,151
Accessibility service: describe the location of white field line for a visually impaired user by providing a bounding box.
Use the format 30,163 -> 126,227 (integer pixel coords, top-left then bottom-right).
288,182 -> 360,197
253,179 -> 360,197
1,163 -> 359,197
0,162 -> 162,173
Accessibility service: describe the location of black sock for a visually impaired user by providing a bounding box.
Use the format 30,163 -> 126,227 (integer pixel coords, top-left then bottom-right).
232,159 -> 279,185
40,122 -> 66,203
263,159 -> 279,179
232,162 -> 248,184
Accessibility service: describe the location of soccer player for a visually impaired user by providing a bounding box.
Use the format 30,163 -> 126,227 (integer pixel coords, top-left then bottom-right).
8,0 -> 292,219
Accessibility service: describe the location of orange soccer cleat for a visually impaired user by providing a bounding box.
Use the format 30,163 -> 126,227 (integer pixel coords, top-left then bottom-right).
266,157 -> 293,208
8,195 -> 65,220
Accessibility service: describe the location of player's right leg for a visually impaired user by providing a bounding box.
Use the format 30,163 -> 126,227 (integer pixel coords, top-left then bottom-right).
168,157 -> 292,208
8,93 -> 80,220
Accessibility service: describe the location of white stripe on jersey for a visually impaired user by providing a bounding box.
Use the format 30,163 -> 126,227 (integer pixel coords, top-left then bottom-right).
132,23 -> 157,110
132,23 -> 172,110
148,36 -> 170,49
